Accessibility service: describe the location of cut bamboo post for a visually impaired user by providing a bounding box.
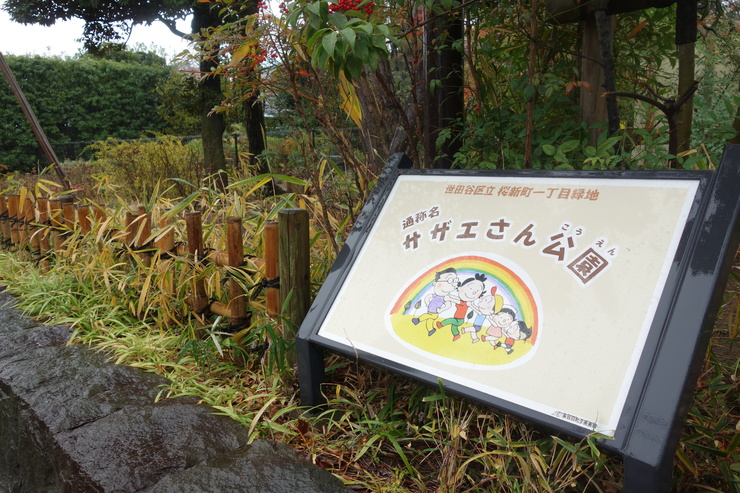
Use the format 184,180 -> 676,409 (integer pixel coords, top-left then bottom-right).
124,212 -> 137,247
16,196 -> 29,246
264,220 -> 279,318
278,209 -> 310,357
135,206 -> 152,266
21,197 -> 34,248
185,211 -> 209,315
0,196 -> 8,245
136,206 -> 151,247
37,197 -> 51,270
209,217 -> 248,324
77,205 -> 91,234
153,213 -> 175,253
7,194 -> 19,246
49,198 -> 63,251
208,250 -> 231,266
227,216 -> 247,323
62,201 -> 75,231
28,198 -> 40,259
93,204 -> 106,223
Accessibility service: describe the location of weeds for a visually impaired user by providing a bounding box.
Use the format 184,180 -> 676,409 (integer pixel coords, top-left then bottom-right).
0,168 -> 737,492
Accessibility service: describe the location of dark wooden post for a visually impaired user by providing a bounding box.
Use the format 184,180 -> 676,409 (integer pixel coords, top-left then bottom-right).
278,209 -> 310,362
185,211 -> 210,316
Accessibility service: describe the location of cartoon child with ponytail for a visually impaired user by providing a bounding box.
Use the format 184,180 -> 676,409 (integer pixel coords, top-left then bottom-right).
463,286 -> 504,343
436,273 -> 487,341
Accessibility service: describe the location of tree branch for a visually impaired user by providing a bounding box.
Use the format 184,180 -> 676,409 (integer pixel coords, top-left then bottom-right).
158,16 -> 189,40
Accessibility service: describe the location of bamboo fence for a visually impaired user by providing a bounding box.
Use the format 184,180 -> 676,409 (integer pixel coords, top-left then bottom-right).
0,193 -> 310,338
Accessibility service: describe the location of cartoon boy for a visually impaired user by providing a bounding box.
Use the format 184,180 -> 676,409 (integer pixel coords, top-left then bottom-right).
496,320 -> 532,354
463,286 -> 503,343
481,305 -> 517,346
436,273 -> 486,341
412,267 -> 457,336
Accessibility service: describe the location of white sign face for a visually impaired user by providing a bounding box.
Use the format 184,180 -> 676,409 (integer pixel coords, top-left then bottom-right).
317,175 -> 699,435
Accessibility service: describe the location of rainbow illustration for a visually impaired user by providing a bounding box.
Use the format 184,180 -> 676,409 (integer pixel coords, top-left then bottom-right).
387,254 -> 540,366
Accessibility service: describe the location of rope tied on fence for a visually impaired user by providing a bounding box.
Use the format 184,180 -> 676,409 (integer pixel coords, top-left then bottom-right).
249,276 -> 280,300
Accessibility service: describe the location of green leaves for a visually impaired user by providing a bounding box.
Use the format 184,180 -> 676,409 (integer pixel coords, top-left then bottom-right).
542,138 -> 580,165
297,0 -> 394,81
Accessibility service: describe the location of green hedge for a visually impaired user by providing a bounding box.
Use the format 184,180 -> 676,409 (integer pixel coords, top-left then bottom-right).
0,54 -> 172,172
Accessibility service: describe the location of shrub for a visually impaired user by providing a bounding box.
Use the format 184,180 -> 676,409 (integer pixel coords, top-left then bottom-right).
88,136 -> 206,201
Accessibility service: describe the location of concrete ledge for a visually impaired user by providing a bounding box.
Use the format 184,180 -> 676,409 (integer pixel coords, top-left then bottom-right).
0,289 -> 347,493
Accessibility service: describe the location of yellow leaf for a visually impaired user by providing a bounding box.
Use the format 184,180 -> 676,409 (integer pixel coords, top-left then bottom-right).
232,43 -> 252,65
338,72 -> 362,129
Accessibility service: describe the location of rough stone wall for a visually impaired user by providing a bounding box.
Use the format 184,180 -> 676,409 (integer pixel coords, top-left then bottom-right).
0,289 -> 347,493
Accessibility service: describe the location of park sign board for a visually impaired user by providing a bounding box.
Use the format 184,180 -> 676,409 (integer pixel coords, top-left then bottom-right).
296,146 -> 740,491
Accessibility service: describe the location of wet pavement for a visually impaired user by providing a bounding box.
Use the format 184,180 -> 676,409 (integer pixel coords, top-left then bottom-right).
0,288 -> 347,493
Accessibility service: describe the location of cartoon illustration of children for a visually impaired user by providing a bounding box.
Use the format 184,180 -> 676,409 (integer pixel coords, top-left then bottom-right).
412,267 -> 458,336
481,305 -> 517,346
463,286 -> 504,342
495,320 -> 532,354
436,273 -> 486,341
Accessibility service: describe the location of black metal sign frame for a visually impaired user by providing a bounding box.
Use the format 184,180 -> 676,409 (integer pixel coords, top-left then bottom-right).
297,146 -> 740,492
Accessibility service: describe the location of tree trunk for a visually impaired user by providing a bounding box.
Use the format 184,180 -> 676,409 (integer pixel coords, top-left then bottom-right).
423,4 -> 464,169
732,78 -> 740,145
245,89 -> 267,175
524,0 -> 540,166
593,9 -> 619,136
193,3 -> 228,187
580,17 -> 608,146
675,0 -> 697,153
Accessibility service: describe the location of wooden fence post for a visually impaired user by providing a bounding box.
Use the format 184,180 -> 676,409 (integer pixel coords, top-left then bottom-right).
135,206 -> 152,266
278,209 -> 310,357
264,220 -> 279,318
226,217 -> 247,325
77,204 -> 91,234
61,197 -> 75,231
49,198 -> 62,251
0,196 -> 7,245
153,213 -> 175,254
37,197 -> 51,271
124,212 -> 137,247
185,211 -> 209,315
7,194 -> 19,246
22,197 -> 34,250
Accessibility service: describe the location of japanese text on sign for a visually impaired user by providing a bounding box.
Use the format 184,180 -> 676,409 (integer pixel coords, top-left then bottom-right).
401,205 -> 618,286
